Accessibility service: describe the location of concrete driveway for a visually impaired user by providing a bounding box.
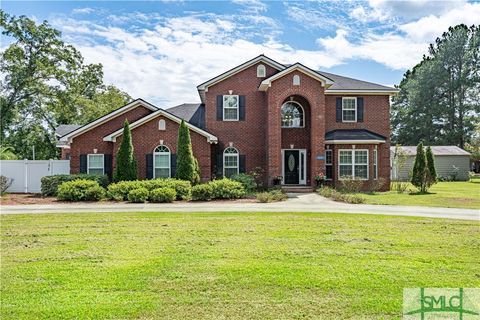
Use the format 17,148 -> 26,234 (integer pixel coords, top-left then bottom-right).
1,193 -> 478,221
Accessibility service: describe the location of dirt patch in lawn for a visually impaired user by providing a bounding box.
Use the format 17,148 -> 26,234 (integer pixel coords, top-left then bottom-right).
1,193 -> 257,206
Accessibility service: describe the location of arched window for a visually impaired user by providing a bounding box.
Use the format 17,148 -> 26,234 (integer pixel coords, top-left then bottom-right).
154,145 -> 170,178
293,74 -> 300,85
257,64 -> 266,77
158,119 -> 166,130
223,147 -> 239,178
281,101 -> 304,128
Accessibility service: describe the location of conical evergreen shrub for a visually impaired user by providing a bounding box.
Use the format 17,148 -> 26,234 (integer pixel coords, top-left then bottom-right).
411,142 -> 427,193
425,146 -> 437,189
113,119 -> 137,182
175,120 -> 195,182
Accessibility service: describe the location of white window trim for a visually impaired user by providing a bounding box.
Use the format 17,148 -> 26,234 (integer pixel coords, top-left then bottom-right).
87,154 -> 104,175
223,147 -> 239,177
158,119 -> 166,130
281,101 -> 305,128
293,74 -> 300,86
325,149 -> 333,181
373,149 -> 378,180
342,97 -> 357,123
153,145 -> 171,179
338,149 -> 369,180
223,95 -> 239,121
257,64 -> 266,77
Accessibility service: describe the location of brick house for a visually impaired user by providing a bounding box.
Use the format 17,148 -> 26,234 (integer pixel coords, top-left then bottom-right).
57,55 -> 398,190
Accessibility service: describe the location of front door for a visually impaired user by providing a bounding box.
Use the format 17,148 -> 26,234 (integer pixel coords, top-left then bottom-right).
284,150 -> 300,184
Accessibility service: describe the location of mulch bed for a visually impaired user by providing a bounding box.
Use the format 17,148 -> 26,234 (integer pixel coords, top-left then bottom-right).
1,193 -> 257,206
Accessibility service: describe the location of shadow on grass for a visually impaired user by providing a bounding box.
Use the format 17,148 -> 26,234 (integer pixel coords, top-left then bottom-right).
408,191 -> 437,196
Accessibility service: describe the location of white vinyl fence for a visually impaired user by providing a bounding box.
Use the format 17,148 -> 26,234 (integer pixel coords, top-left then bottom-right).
0,160 -> 70,193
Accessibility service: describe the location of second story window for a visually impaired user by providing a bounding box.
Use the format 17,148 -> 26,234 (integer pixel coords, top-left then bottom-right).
281,102 -> 304,128
223,95 -> 239,121
342,97 -> 357,122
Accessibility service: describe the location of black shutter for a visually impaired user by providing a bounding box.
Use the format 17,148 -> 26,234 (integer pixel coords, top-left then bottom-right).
170,154 -> 177,178
357,97 -> 364,122
239,96 -> 246,121
79,154 -> 87,173
239,155 -> 246,173
146,154 -> 153,179
216,153 -> 223,178
104,154 -> 112,180
216,95 -> 223,121
336,97 -> 342,122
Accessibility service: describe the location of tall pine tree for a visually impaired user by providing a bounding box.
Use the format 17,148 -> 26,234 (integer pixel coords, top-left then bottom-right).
113,119 -> 137,182
175,120 -> 195,182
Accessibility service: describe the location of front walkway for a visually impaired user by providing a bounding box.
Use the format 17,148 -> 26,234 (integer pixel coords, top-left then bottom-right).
1,193 -> 478,220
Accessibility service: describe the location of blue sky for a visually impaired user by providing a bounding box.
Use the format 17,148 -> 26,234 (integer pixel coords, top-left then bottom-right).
2,0 -> 480,106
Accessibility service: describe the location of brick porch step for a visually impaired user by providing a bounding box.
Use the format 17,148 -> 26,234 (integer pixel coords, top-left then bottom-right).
281,186 -> 315,193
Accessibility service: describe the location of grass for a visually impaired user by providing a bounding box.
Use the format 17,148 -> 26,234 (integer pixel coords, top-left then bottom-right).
357,179 -> 480,209
1,211 -> 479,319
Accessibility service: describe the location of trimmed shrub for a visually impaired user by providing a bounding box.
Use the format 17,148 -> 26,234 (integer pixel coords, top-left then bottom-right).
209,178 -> 246,199
339,177 -> 363,193
107,180 -> 143,201
425,146 -> 437,188
57,180 -> 106,201
191,184 -> 214,201
41,174 -> 108,196
114,119 -> 137,182
411,142 -> 428,193
317,186 -> 365,204
231,173 -> 257,194
149,187 -> 176,203
192,157 -> 201,185
175,120 -> 196,182
143,178 -> 191,200
256,190 -> 287,203
371,177 -> 387,193
0,175 -> 13,194
128,187 -> 149,203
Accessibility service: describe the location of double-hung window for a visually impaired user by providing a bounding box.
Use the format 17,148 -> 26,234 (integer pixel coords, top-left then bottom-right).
154,145 -> 171,178
339,149 -> 368,180
342,97 -> 357,122
223,95 -> 239,121
223,147 -> 239,178
88,154 -> 104,175
325,149 -> 333,180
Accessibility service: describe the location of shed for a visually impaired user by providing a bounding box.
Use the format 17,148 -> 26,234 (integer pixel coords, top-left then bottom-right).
390,146 -> 471,181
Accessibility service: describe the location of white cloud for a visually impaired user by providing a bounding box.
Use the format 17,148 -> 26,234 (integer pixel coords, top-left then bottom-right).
47,1 -> 479,106
368,0 -> 465,20
72,8 -> 95,15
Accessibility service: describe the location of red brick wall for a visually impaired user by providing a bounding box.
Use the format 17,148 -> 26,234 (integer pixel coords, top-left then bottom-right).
205,62 -> 280,179
113,115 -> 212,181
70,105 -> 152,174
266,70 -> 326,186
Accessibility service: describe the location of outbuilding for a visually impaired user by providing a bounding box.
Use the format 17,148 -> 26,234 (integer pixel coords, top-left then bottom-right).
390,146 -> 471,181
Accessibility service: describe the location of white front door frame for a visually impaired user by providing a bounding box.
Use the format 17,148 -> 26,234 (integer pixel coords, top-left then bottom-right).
281,149 -> 307,185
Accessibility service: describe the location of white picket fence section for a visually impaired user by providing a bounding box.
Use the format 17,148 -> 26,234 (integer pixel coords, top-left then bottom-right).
0,160 -> 70,193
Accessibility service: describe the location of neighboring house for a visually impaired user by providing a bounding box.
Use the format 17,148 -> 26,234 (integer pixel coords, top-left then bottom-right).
391,146 -> 471,181
57,55 -> 398,190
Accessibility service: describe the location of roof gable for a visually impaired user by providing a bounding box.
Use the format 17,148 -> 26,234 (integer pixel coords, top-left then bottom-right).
103,107 -> 217,144
259,63 -> 334,91
59,99 -> 158,142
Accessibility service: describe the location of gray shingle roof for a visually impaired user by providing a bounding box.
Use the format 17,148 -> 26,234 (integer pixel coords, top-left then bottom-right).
318,71 -> 396,91
325,129 -> 386,141
56,124 -> 82,137
166,103 -> 205,129
390,146 -> 471,156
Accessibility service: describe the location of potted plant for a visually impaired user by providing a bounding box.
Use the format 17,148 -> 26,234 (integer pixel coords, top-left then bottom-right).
273,176 -> 283,186
314,171 -> 326,187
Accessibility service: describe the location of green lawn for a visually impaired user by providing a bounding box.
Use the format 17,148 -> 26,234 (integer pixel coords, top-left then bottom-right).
1,212 -> 479,319
357,179 -> 480,209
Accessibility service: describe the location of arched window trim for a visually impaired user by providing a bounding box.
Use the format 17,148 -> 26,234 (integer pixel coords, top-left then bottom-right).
158,119 -> 166,130
223,147 -> 239,178
281,101 -> 305,128
153,145 -> 171,178
257,64 -> 266,77
293,74 -> 300,85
